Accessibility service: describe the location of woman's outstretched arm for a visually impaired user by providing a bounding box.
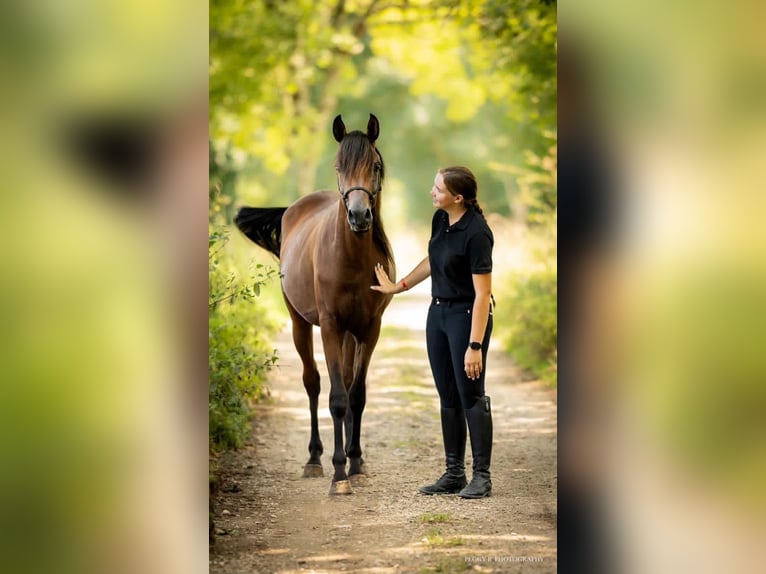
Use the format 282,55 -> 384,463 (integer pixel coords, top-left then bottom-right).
370,257 -> 431,295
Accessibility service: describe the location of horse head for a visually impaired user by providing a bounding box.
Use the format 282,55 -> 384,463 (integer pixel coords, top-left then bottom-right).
333,114 -> 384,234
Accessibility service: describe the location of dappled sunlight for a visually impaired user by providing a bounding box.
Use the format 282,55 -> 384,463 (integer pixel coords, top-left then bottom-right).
269,388 -> 314,403
485,360 -> 526,382
258,292 -> 556,438
376,385 -> 435,397
379,293 -> 430,331
298,553 -> 355,563
508,402 -> 556,411
495,419 -> 555,431
505,428 -> 556,435
509,417 -> 549,425
374,343 -> 429,358
371,375 -> 433,391
256,405 -> 331,423
227,293 -> 557,573
373,361 -> 433,380
257,548 -> 291,556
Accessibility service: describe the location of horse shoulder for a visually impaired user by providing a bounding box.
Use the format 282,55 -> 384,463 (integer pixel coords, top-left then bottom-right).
282,190 -> 335,226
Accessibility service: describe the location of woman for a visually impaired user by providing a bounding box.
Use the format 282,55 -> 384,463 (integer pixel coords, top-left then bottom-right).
371,166 -> 494,498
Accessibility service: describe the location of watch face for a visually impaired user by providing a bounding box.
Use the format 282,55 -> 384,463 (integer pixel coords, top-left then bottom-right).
470,342 -> 481,350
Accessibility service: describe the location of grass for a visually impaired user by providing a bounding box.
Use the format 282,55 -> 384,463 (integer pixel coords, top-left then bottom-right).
418,558 -> 469,573
377,326 -> 427,359
379,325 -> 422,339
418,512 -> 452,524
422,527 -> 465,547
392,438 -> 421,449
395,389 -> 428,402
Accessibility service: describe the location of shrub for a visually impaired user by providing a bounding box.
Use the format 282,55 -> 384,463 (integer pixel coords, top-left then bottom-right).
494,267 -> 557,387
209,226 -> 280,451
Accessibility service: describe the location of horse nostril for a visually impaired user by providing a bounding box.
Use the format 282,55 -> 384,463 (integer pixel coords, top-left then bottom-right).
348,208 -> 371,230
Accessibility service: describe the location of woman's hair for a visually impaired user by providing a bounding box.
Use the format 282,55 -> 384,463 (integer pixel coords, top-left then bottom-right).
439,166 -> 484,216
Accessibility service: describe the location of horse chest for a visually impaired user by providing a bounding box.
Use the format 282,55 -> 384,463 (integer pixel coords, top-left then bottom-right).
318,277 -> 377,327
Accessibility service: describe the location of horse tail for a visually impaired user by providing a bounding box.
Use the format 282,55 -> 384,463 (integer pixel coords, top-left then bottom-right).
234,206 -> 288,258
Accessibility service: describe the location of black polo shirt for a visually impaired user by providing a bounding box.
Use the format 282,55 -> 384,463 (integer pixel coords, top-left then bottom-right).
428,208 -> 494,299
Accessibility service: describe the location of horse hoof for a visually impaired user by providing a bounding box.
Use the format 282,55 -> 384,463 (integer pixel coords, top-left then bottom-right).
302,464 -> 324,478
329,480 -> 353,495
349,474 -> 369,487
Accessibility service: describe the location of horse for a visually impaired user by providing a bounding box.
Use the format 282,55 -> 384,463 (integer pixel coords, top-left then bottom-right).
235,114 -> 395,495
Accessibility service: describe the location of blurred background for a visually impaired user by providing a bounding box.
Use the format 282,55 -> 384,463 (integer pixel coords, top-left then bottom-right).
0,1 -> 208,573
558,1 -> 766,573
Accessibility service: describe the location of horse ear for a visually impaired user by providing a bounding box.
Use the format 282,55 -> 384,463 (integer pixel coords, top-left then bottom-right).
367,113 -> 380,143
333,115 -> 346,142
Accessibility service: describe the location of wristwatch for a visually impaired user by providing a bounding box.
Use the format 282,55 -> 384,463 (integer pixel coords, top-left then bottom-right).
469,341 -> 482,351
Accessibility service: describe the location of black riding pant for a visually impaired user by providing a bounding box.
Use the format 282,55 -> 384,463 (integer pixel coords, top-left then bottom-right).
426,298 -> 493,411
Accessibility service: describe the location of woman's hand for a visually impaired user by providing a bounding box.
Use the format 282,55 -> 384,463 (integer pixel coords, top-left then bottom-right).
464,347 -> 483,380
370,262 -> 400,294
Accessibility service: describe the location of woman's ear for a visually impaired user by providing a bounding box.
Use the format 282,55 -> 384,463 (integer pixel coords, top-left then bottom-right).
454,194 -> 464,205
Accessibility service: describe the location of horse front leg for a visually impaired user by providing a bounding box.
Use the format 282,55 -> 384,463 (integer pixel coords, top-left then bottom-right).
320,322 -> 352,495
286,302 -> 323,478
341,332 -> 356,457
346,363 -> 368,482
347,322 -> 381,483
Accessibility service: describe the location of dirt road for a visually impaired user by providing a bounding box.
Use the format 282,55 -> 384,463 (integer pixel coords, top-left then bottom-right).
210,293 -> 557,573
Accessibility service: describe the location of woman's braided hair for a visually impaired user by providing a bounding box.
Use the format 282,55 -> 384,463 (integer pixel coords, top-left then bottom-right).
439,166 -> 484,217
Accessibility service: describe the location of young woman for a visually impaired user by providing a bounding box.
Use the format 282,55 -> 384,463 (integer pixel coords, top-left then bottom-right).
371,166 -> 494,498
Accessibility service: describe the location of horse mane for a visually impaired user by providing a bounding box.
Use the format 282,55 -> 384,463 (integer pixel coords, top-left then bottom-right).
336,131 -> 393,265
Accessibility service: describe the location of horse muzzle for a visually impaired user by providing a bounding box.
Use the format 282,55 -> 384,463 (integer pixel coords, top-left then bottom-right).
347,207 -> 372,233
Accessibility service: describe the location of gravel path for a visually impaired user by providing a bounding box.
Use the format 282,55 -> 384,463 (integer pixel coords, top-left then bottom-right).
210,293 -> 557,573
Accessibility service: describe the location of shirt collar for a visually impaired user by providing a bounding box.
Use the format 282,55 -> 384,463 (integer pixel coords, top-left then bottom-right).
443,208 -> 474,231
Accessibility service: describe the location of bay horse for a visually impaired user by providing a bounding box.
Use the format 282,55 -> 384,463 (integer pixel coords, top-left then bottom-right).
235,114 -> 395,495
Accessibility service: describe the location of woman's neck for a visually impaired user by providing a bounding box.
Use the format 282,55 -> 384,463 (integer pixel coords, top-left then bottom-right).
446,205 -> 467,226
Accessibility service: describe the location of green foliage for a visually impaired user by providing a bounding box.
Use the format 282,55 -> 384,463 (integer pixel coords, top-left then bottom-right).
495,266 -> 557,387
418,560 -> 469,574
210,0 -> 557,225
470,0 -> 558,138
418,512 -> 452,524
422,527 -> 465,547
209,133 -> 284,451
209,234 -> 280,311
208,316 -> 277,450
209,226 -> 280,451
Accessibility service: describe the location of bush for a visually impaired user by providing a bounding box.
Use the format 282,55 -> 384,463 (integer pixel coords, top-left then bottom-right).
209,226 -> 280,451
494,267 -> 557,387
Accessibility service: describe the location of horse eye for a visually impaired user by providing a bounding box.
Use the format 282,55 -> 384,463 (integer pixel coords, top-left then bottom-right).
374,163 -> 382,172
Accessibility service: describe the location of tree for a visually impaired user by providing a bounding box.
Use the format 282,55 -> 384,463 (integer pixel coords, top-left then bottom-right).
211,0 -> 394,197
210,0 -> 557,222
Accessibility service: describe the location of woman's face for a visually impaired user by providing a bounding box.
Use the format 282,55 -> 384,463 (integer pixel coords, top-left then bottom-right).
430,172 -> 461,210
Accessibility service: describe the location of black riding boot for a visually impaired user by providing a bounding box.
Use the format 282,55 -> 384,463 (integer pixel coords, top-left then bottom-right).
459,396 -> 493,499
419,407 -> 467,495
